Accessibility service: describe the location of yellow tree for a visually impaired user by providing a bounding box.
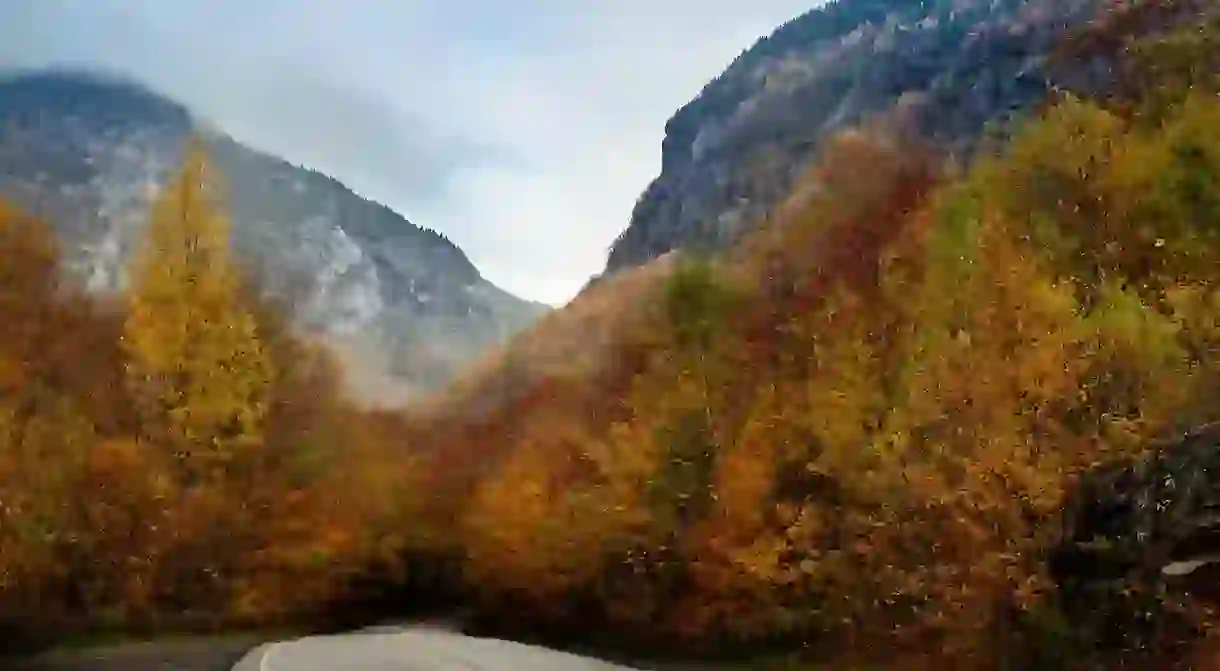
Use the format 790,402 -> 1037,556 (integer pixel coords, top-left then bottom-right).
122,138 -> 272,480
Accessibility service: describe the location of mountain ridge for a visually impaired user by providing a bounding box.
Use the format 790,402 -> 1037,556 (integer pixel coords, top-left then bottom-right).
603,0 -> 1108,276
0,67 -> 549,404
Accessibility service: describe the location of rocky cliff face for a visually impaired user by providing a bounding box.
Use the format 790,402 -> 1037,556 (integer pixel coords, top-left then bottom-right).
0,70 -> 549,404
604,0 -> 1108,275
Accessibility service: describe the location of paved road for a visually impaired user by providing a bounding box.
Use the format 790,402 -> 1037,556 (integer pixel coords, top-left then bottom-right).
7,634 -> 266,671
7,623 -> 741,671
232,628 -> 642,671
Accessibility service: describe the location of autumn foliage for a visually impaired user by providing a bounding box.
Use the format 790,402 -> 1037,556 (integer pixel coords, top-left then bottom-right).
3,6 -> 1220,670
0,145 -> 415,649
424,13 -> 1220,669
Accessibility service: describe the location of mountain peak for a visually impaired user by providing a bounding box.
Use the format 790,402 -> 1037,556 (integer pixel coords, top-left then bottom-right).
0,68 -> 548,403
605,0 -> 1105,275
0,67 -> 193,130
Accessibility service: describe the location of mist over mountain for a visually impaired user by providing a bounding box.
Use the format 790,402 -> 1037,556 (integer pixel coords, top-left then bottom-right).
0,69 -> 549,404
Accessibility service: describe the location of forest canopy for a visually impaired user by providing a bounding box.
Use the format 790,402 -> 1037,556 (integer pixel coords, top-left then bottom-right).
3,7 -> 1220,670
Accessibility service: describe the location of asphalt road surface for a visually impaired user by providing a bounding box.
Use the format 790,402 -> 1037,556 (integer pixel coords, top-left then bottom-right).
231,628 -> 643,671
7,634 -> 267,671
9,626 -> 648,671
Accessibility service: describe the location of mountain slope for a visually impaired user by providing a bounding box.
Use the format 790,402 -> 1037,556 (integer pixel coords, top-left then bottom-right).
603,0 -> 1109,275
0,69 -> 549,403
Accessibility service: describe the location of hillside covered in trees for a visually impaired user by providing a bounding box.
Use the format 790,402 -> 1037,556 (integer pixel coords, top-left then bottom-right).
0,70 -> 549,405
5,2 -> 1220,670
0,140 -> 424,650
602,0 -> 1108,275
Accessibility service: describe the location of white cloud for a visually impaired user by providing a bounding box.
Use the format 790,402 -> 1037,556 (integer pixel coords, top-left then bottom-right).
0,0 -> 818,305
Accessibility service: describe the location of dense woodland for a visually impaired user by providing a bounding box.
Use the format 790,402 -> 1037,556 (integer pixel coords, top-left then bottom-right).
4,5 -> 1220,669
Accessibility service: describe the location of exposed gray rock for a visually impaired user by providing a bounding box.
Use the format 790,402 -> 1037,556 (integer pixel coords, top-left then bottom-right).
0,69 -> 549,404
603,0 -> 1108,276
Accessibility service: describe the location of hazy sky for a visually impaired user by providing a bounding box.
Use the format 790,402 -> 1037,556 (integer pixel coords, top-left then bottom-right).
1,1 -> 814,305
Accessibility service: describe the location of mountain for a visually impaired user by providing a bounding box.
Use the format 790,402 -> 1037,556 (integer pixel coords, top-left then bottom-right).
603,0 -> 1112,275
0,69 -> 549,404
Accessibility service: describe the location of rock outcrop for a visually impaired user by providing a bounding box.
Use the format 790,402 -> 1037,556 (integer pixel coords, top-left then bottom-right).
603,0 -> 1109,276
0,69 -> 549,404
